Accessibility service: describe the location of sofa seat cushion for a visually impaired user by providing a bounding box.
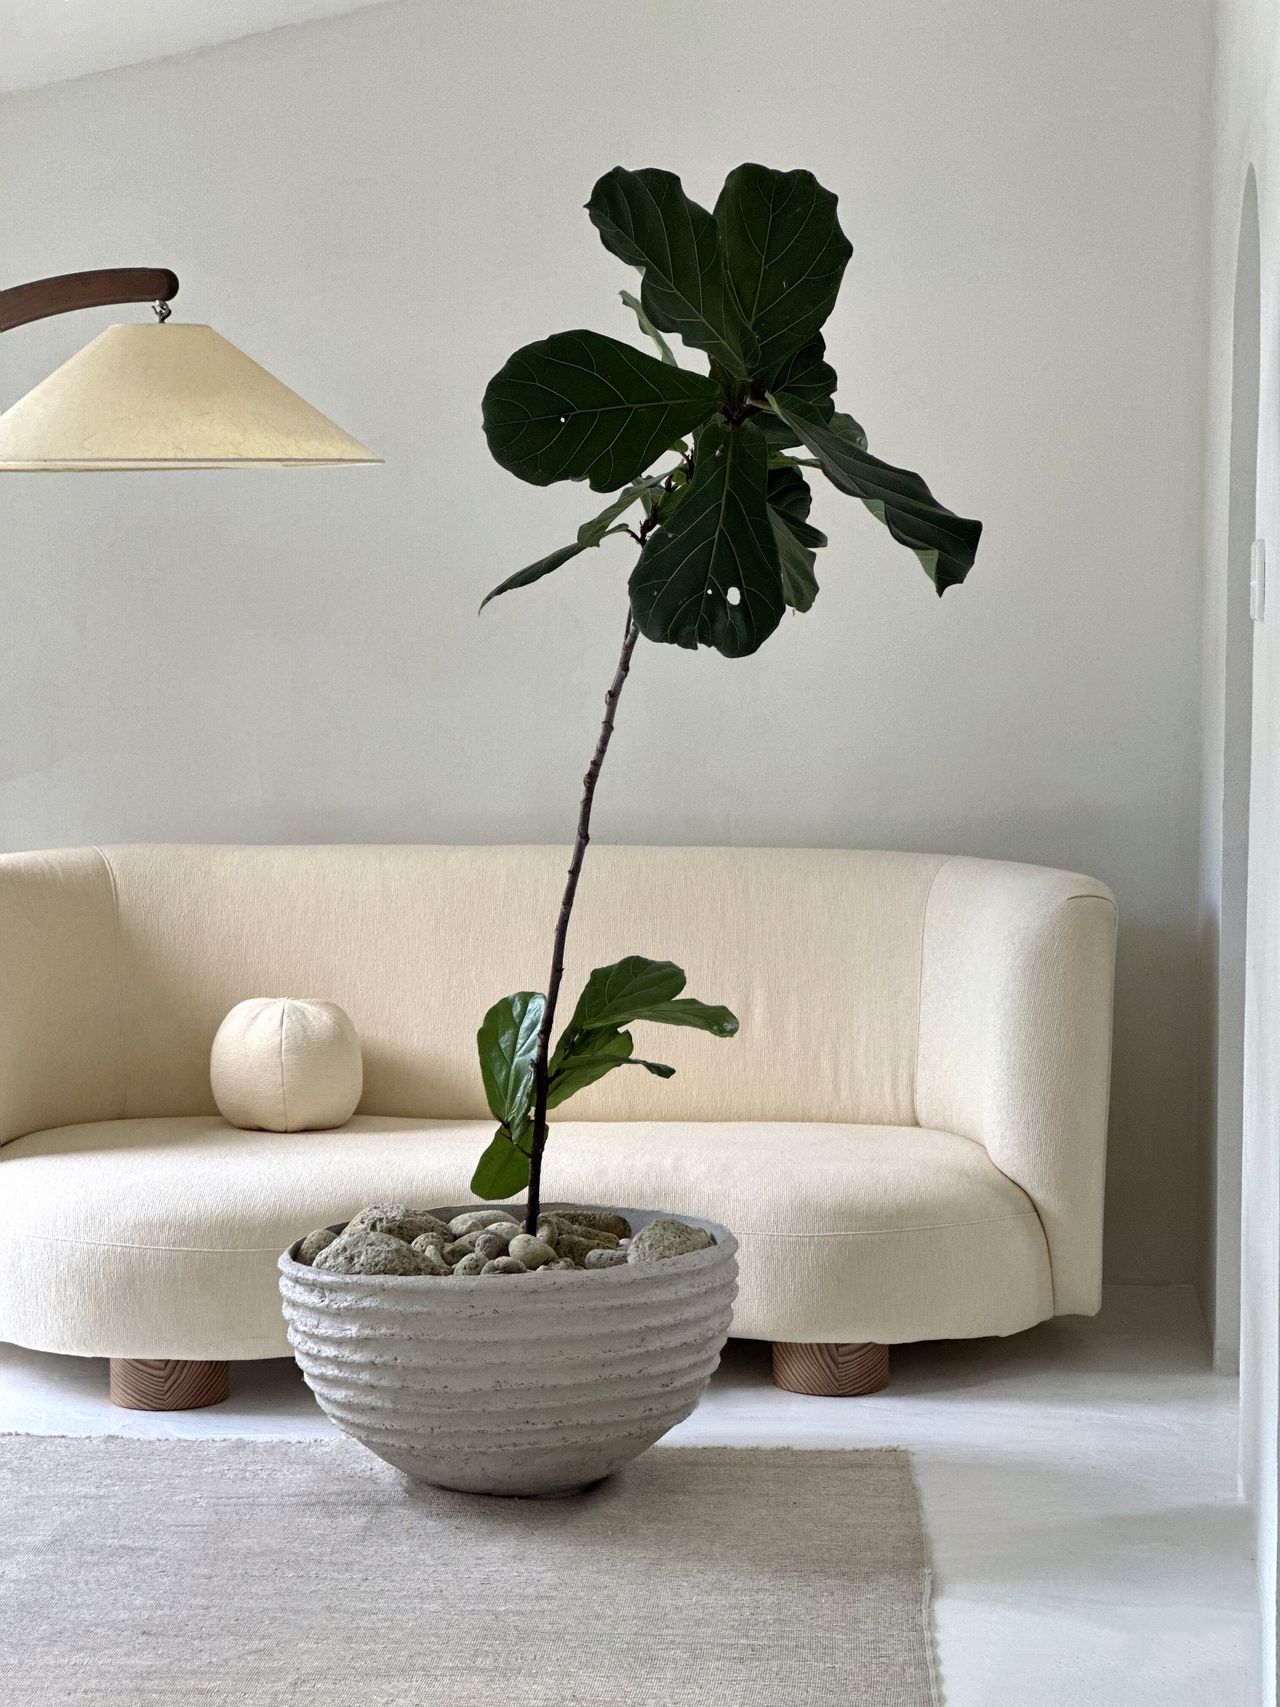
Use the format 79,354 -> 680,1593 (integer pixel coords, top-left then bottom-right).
0,1116 -> 1053,1359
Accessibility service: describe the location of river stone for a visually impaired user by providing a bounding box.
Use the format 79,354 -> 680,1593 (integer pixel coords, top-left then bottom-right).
348,1205 -> 454,1245
449,1210 -> 516,1236
558,1209 -> 632,1240
562,1222 -> 619,1250
410,1237 -> 452,1275
556,1232 -> 616,1265
584,1247 -> 628,1269
296,1227 -> 339,1265
443,1235 -> 491,1263
481,1257 -> 529,1275
505,1234 -> 555,1270
472,1231 -> 509,1262
540,1215 -> 616,1251
452,1253 -> 487,1276
313,1229 -> 432,1276
626,1219 -> 715,1263
481,1222 -> 522,1251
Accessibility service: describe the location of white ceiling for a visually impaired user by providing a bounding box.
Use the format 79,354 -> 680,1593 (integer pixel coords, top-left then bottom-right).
0,0 -> 393,94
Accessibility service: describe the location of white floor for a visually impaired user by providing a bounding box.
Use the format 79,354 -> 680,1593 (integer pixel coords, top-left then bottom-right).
1,1284 -> 1257,1706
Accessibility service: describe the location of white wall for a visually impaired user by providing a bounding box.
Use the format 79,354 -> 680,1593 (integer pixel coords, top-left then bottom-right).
1207,2 -> 1280,1694
1200,162 -> 1260,1374
0,0 -> 1212,1283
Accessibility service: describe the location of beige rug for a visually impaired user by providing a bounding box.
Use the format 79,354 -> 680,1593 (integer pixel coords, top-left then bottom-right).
0,1437 -> 938,1705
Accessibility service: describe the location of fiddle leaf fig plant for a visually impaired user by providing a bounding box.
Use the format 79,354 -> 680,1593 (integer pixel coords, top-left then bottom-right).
474,163 -> 982,1232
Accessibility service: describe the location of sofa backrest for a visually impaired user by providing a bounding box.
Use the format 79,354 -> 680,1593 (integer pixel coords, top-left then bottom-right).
2,843 -> 954,1132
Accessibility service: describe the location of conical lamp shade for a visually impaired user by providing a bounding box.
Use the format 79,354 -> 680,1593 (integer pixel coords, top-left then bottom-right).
0,323 -> 381,470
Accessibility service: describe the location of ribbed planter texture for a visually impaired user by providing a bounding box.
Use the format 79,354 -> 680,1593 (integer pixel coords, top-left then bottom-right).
279,1205 -> 737,1496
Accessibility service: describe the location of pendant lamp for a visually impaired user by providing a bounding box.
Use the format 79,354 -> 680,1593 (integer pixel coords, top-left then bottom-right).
0,268 -> 380,471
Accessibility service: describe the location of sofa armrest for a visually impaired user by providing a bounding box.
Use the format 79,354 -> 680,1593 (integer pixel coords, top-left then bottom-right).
914,856 -> 1117,1316
0,847 -> 123,1145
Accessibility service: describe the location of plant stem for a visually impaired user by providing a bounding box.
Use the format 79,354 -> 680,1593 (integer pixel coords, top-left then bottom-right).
524,608 -> 641,1232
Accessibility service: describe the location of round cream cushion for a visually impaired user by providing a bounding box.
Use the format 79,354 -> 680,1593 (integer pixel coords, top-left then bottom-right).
211,998 -> 363,1133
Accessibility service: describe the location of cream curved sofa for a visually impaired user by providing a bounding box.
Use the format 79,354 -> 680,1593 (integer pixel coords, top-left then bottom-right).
0,844 -> 1116,1400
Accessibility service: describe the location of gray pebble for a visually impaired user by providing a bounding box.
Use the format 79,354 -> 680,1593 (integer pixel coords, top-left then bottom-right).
556,1209 -> 632,1240
313,1229 -> 432,1276
543,1258 -> 580,1271
296,1227 -> 339,1265
410,1236 -> 452,1274
347,1204 -> 454,1245
556,1232 -> 615,1265
443,1235 -> 487,1263
584,1247 -> 629,1269
452,1253 -> 488,1276
473,1231 -> 509,1262
481,1257 -> 529,1275
507,1234 -> 557,1270
550,1216 -> 619,1250
449,1209 -> 516,1236
410,1226 -> 450,1252
626,1219 -> 715,1263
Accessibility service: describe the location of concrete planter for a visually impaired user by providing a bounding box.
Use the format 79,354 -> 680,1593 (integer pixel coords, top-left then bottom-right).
279,1205 -> 737,1496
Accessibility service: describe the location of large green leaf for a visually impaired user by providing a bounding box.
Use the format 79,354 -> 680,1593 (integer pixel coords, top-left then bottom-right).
629,418 -> 785,658
471,1125 -> 531,1200
767,392 -> 981,595
565,955 -> 686,1034
476,991 -> 544,1127
589,167 -> 748,376
482,330 -> 719,493
557,955 -> 739,1052
757,336 -> 839,450
715,166 -> 852,379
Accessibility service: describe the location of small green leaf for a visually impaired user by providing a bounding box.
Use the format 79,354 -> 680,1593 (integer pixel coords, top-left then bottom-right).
767,392 -> 981,595
715,166 -> 852,377
631,1058 -> 676,1078
577,473 -> 668,546
768,466 -> 825,612
482,329 -> 719,493
769,509 -> 819,613
470,1127 -> 531,1200
621,290 -> 676,366
768,466 -> 827,549
476,991 -> 544,1127
588,167 -> 748,376
630,418 -> 785,658
481,474 -> 682,609
546,1029 -> 634,1108
480,530 -> 630,610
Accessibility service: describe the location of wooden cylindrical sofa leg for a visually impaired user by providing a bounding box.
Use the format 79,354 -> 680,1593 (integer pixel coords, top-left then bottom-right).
109,1358 -> 230,1411
772,1341 -> 890,1397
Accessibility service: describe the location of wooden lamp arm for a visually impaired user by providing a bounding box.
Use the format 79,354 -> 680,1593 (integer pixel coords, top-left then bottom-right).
0,268 -> 179,335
